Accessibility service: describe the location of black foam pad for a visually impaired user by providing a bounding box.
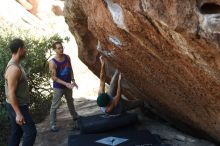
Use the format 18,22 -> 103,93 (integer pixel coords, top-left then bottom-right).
68,130 -> 163,146
78,113 -> 138,134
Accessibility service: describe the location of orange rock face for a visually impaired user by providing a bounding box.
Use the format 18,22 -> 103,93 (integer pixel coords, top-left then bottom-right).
64,0 -> 220,143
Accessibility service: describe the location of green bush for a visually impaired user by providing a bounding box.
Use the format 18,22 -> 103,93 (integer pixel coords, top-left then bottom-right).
0,20 -> 66,145
0,104 -> 10,146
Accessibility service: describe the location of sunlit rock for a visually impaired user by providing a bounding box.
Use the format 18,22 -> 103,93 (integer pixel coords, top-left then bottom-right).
64,0 -> 220,143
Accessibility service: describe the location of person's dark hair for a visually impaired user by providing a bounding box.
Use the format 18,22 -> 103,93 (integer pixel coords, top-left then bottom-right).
97,93 -> 110,107
52,41 -> 62,50
9,38 -> 25,54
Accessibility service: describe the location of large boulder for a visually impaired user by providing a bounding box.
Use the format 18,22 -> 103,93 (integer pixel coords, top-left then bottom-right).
64,0 -> 220,143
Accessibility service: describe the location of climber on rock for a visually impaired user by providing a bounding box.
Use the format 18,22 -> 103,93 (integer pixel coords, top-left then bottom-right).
96,55 -> 143,115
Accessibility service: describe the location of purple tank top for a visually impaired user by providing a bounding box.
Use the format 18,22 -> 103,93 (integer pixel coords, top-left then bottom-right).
52,55 -> 72,89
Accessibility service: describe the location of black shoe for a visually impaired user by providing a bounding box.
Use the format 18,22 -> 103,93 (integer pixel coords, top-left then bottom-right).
73,114 -> 81,121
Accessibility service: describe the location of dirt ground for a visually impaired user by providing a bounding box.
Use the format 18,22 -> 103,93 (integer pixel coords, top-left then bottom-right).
34,98 -> 101,146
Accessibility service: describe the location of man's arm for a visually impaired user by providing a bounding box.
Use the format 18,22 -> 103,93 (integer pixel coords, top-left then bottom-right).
106,73 -> 122,113
67,55 -> 78,89
5,65 -> 25,125
98,56 -> 106,95
49,60 -> 73,89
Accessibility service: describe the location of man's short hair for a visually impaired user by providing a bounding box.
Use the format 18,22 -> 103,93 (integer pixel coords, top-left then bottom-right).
52,41 -> 62,50
9,38 -> 24,54
97,93 -> 110,107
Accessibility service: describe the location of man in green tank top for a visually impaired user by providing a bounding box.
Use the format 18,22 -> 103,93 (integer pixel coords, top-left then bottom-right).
4,38 -> 37,146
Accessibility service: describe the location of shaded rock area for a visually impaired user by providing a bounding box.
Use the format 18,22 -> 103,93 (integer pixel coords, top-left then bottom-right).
34,98 -> 215,146
64,0 -> 220,144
